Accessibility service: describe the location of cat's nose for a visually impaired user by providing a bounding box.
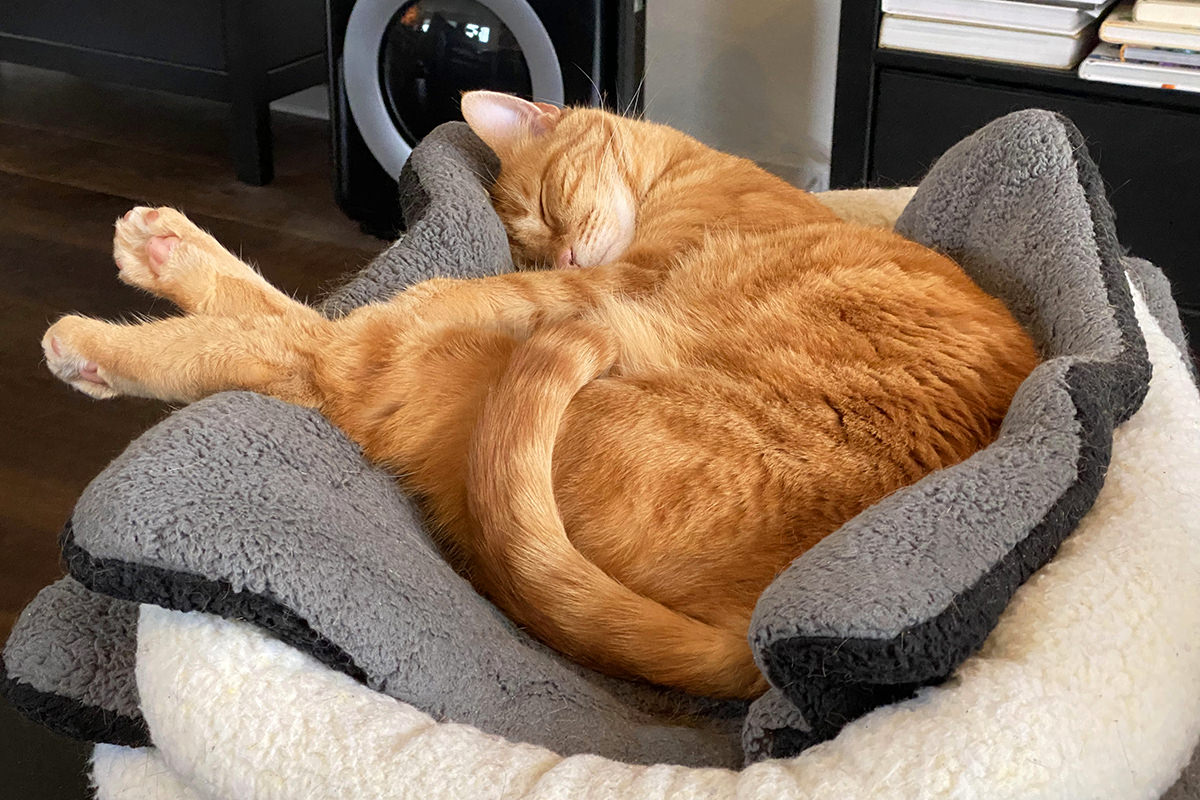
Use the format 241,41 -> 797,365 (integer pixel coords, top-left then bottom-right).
555,246 -> 578,269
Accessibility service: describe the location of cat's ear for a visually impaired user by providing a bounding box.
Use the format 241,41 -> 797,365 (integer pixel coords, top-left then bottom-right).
461,90 -> 562,156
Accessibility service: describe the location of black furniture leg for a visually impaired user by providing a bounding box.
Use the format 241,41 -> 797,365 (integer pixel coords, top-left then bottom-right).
224,0 -> 274,185
830,2 -> 882,189
229,92 -> 274,185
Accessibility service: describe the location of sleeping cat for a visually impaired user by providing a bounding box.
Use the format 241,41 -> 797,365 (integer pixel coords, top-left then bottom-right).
41,91 -> 1037,700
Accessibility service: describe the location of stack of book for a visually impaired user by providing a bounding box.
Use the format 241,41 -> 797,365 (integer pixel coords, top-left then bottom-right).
877,0 -> 1119,70
1078,0 -> 1200,91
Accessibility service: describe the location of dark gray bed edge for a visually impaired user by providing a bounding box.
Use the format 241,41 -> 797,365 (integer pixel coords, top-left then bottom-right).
747,110 -> 1152,757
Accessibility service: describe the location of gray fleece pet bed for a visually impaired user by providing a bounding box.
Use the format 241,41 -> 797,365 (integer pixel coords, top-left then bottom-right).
4,111 -> 1199,793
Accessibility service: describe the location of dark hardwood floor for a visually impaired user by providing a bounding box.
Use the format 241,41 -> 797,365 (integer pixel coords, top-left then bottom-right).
0,63 -> 382,797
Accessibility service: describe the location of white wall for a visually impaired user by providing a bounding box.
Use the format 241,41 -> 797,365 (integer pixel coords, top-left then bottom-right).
643,1 -> 841,191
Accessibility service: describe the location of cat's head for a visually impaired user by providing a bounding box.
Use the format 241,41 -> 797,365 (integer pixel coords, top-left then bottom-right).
461,90 -> 646,270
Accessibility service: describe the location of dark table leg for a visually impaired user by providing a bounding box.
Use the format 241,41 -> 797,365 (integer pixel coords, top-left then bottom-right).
830,2 -> 881,189
224,0 -> 274,186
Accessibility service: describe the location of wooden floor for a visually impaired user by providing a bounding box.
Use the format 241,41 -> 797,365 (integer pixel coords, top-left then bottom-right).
0,63 -> 382,644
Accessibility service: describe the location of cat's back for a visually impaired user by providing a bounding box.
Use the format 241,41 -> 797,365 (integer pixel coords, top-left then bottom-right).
607,218 -> 1038,473
626,132 -> 839,254
660,218 -> 1013,341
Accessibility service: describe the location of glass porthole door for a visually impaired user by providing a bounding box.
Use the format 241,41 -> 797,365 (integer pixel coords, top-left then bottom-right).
343,0 -> 565,177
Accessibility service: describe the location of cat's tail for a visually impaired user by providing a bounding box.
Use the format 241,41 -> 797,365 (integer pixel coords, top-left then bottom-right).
467,320 -> 767,700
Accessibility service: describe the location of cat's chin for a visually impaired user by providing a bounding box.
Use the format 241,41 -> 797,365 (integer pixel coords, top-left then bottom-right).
567,235 -> 630,270
513,252 -> 591,271
590,237 -> 628,267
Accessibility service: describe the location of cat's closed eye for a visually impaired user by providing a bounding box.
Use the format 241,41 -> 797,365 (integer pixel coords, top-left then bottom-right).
537,184 -> 553,230
511,171 -> 636,270
461,91 -> 636,271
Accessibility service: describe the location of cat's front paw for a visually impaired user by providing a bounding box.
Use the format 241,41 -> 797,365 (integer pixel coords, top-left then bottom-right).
42,316 -> 123,399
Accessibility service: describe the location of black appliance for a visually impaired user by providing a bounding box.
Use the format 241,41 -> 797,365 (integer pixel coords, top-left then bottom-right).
326,0 -> 646,235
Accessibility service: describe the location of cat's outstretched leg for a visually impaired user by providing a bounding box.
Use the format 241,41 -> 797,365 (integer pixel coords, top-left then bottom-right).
44,206 -> 327,403
42,313 -> 326,405
113,207 -> 318,320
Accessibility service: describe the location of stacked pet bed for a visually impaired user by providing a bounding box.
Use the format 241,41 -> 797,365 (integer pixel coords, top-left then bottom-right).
4,109 -> 1199,799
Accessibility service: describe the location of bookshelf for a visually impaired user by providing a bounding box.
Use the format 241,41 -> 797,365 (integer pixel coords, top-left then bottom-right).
831,2 -> 1200,343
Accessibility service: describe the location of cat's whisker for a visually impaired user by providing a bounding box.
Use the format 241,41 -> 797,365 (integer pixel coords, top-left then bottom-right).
574,63 -> 605,108
626,52 -> 665,121
590,121 -> 622,215
464,163 -> 498,187
622,71 -> 648,119
611,127 -> 633,176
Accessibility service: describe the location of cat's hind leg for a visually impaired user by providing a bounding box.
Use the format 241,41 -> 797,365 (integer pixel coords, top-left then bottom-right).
113,207 -> 318,320
46,208 -> 334,405
42,312 -> 326,405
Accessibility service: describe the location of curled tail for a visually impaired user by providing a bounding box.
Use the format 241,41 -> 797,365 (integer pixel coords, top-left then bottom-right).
467,320 -> 767,699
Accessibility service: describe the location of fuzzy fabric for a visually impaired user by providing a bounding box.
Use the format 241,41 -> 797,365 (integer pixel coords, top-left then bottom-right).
1,577 -> 144,745
746,108 -> 1152,756
84,284 -> 1200,799
812,186 -> 917,229
320,125 -> 510,314
90,745 -> 209,800
4,111 -> 1198,798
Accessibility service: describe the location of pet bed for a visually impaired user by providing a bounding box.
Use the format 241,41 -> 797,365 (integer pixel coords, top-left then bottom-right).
4,110 -> 1200,799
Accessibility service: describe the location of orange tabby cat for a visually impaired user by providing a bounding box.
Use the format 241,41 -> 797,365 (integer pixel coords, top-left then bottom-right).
41,91 -> 1037,699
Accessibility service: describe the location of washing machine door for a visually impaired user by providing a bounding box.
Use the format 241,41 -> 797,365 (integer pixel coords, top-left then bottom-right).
344,0 -> 564,179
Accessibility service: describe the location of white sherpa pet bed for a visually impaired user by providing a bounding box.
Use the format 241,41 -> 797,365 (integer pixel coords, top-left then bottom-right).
4,110 -> 1200,799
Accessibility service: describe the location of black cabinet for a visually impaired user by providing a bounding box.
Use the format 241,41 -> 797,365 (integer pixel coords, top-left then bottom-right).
0,0 -> 327,185
832,2 -> 1200,342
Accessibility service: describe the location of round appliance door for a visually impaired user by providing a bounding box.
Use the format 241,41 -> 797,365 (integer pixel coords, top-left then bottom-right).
344,0 -> 564,179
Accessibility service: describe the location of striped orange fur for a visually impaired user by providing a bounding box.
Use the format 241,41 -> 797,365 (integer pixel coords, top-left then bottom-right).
42,92 -> 1037,699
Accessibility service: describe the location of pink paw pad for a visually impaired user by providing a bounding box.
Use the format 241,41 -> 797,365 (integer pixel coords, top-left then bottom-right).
78,362 -> 107,386
146,235 -> 180,275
